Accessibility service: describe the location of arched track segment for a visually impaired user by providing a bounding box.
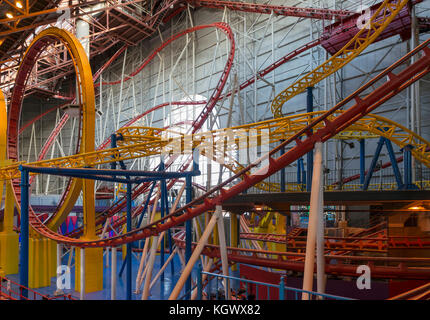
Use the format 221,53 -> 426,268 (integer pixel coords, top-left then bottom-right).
5,23 -> 235,236
116,111 -> 430,193
271,0 -> 410,118
58,11 -> 420,227
51,108 -> 427,234
30,35 -> 322,235
95,22 -> 235,136
4,110 -> 430,181
61,22 -> 235,237
4,36 -> 430,248
6,27 -> 96,235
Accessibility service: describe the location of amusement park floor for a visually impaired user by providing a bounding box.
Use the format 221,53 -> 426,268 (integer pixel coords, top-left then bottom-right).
7,251 -> 185,300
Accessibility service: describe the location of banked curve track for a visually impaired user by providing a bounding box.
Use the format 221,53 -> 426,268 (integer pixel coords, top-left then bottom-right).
13,36 -> 430,248
5,23 -> 235,239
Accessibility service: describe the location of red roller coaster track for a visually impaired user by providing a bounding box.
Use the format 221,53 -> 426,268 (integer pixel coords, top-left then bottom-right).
172,230 -> 430,280
185,0 -> 353,20
19,35 -> 430,249
8,22 -> 235,238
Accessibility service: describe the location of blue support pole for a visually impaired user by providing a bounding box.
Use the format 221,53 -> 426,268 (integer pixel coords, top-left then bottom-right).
159,161 -> 166,286
306,87 -> 314,192
280,141 -> 286,192
360,139 -> 365,186
19,167 -> 29,299
110,134 -> 117,171
384,138 -> 404,189
185,174 -> 192,300
197,263 -> 202,300
403,145 -> 418,189
363,137 -> 385,190
162,180 -> 174,277
126,182 -> 132,300
136,181 -> 156,228
302,169 -> 306,191
404,145 -> 412,188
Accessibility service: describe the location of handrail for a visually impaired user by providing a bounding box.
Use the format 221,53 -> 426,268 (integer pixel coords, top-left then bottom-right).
201,271 -> 353,300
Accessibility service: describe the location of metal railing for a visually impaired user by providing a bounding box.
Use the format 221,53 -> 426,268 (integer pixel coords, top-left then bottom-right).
0,275 -> 75,300
246,167 -> 430,193
198,270 -> 353,301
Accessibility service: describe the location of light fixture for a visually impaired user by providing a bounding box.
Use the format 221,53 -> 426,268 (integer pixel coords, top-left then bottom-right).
408,205 -> 425,211
6,12 -> 13,19
15,1 -> 23,9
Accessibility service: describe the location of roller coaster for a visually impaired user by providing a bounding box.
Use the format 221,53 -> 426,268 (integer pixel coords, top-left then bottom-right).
1,0 -> 430,300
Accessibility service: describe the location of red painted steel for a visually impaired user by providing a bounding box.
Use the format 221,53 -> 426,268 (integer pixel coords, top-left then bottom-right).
186,0 -> 352,20
173,230 -> 430,280
21,37 -> 430,250
321,2 -> 412,55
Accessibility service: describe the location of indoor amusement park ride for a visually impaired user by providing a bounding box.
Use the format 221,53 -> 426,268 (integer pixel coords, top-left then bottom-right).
0,0 -> 430,300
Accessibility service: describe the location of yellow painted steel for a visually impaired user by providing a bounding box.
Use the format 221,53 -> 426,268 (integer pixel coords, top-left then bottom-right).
75,247 -> 104,293
11,27 -> 97,238
119,111 -> 430,192
0,90 -> 19,276
271,0 -> 410,118
12,27 -> 101,291
230,213 -> 238,271
28,238 -> 56,288
0,181 -> 19,276
0,89 -> 6,208
1,111 -> 430,185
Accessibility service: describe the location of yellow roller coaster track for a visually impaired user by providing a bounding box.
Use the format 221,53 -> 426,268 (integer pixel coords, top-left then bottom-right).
6,27 -> 97,236
1,111 -> 429,190
0,90 -> 6,206
271,0 -> 410,118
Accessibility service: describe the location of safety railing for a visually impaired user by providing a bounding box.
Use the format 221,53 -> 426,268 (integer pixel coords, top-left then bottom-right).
197,270 -> 353,300
0,275 -> 75,300
246,167 -> 430,193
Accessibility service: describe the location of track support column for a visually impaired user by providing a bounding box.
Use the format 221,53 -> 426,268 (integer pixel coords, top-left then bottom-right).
185,173 -> 193,299
360,139 -> 365,186
306,87 -> 314,191
169,206 -> 222,300
19,166 -> 29,299
302,142 -> 324,299
0,179 -> 19,276
111,246 -> 117,300
126,182 -> 132,300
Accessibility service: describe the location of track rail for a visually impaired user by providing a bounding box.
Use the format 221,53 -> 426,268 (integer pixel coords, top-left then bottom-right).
271,0 -> 410,118
173,231 -> 430,280
14,35 -> 430,248
240,233 -> 430,251
186,0 -> 352,20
